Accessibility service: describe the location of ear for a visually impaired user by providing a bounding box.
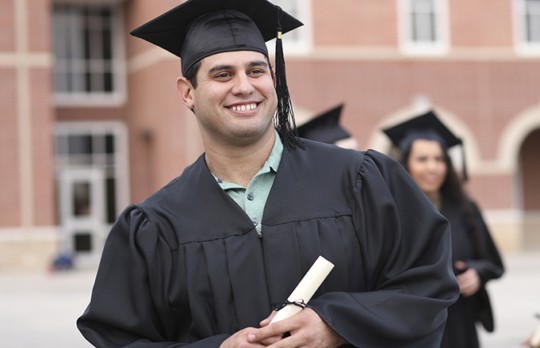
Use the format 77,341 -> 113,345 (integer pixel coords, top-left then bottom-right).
177,77 -> 195,110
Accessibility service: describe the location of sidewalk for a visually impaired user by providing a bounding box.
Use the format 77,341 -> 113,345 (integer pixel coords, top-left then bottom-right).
0,268 -> 95,347
0,250 -> 539,347
479,250 -> 540,348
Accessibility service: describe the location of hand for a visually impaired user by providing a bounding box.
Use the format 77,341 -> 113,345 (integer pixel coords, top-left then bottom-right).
248,307 -> 347,348
522,336 -> 540,348
455,261 -> 481,297
522,324 -> 540,348
219,327 -> 266,348
218,311 -> 287,348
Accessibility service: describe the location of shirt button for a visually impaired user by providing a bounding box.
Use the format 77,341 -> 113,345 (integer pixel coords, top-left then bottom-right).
252,219 -> 259,226
247,192 -> 255,201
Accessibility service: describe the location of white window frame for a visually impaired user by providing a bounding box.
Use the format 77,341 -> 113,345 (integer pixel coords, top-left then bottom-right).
514,0 -> 540,55
52,2 -> 127,106
267,0 -> 312,55
398,0 -> 449,55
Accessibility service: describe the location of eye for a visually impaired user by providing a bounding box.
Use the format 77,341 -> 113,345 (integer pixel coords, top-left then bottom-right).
213,71 -> 232,81
248,68 -> 265,77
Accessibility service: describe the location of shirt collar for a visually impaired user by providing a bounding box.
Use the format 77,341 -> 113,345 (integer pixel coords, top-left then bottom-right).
265,130 -> 283,173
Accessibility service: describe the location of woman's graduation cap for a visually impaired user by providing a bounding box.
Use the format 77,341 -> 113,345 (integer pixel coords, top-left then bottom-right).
382,110 -> 468,181
130,0 -> 303,148
297,104 -> 351,144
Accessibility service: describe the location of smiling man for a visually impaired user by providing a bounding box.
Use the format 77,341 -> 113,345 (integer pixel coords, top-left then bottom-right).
178,51 -> 279,184
77,1 -> 459,347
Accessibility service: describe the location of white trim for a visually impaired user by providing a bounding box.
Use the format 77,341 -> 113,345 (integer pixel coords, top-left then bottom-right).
499,104 -> 540,172
0,53 -> 52,67
484,209 -> 524,222
53,93 -> 127,107
127,48 -> 178,74
53,0 -> 127,4
0,227 -> 59,242
284,46 -> 540,61
15,0 -> 34,228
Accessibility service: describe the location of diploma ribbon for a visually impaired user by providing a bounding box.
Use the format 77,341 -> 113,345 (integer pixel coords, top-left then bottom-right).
273,299 -> 307,311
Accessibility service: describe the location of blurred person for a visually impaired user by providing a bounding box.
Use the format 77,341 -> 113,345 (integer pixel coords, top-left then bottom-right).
297,103 -> 358,149
77,1 -> 459,347
383,110 -> 505,348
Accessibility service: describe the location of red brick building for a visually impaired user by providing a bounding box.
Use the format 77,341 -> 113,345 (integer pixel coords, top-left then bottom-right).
1,0 -> 539,271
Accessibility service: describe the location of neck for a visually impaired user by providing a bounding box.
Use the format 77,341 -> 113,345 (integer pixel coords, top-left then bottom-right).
426,191 -> 442,210
205,131 -> 276,187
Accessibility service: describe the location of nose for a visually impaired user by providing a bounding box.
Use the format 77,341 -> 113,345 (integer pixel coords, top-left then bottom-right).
231,72 -> 255,95
426,159 -> 438,171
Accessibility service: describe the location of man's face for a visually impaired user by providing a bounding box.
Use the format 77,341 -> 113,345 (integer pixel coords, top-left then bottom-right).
181,50 -> 278,148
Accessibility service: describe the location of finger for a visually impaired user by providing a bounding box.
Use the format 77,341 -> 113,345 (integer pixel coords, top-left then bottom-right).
454,260 -> 467,270
260,310 -> 278,327
251,321 -> 291,343
248,331 -> 281,347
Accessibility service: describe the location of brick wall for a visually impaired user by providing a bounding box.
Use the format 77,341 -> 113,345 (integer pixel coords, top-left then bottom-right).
0,69 -> 21,226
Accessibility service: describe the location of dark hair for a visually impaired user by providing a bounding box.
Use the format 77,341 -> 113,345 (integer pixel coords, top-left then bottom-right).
400,140 -> 485,258
183,60 -> 201,88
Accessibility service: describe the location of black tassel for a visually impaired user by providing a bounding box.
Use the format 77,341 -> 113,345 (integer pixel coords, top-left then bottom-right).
459,138 -> 468,182
274,6 -> 302,149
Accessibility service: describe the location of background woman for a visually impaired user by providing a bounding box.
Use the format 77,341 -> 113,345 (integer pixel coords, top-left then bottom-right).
383,110 -> 505,348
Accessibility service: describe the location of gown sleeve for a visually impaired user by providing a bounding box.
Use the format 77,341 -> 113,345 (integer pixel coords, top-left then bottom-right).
462,200 -> 505,284
308,150 -> 460,347
76,206 -> 230,348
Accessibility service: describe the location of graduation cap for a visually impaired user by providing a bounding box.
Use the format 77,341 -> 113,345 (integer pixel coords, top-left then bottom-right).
297,104 -> 351,144
130,0 -> 303,148
382,110 -> 468,181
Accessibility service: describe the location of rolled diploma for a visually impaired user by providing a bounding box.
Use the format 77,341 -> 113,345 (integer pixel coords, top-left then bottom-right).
270,256 -> 334,324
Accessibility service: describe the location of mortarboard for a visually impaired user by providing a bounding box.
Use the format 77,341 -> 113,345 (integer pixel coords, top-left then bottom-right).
382,110 -> 468,180
297,104 -> 351,144
130,0 -> 303,148
382,110 -> 461,151
130,0 -> 302,76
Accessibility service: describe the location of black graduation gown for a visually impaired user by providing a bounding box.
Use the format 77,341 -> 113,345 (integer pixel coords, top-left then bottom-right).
77,140 -> 459,347
440,197 -> 505,348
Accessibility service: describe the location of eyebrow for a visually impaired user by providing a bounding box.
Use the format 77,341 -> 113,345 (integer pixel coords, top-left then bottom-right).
207,60 -> 269,74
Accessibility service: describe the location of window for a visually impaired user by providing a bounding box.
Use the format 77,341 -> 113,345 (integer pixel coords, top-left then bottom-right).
52,4 -> 126,105
398,0 -> 449,54
268,0 -> 311,54
515,0 -> 540,54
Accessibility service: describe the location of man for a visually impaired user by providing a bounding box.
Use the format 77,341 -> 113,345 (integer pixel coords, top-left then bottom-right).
77,0 -> 459,347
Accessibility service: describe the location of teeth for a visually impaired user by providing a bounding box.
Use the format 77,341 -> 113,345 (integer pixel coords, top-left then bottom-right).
232,103 -> 256,112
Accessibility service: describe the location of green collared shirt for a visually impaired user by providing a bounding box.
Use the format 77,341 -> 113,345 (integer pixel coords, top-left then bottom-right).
215,133 -> 283,236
